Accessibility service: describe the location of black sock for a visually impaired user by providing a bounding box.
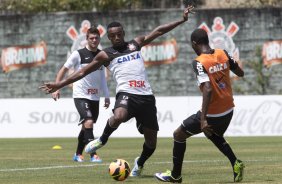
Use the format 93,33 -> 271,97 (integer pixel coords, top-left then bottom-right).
84,128 -> 94,144
76,129 -> 85,155
137,143 -> 156,167
209,134 -> 237,166
172,140 -> 186,178
100,120 -> 117,145
85,128 -> 97,156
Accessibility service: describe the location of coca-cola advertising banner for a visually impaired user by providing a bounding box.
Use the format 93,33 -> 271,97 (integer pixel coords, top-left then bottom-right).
0,96 -> 281,138
262,40 -> 282,67
0,41 -> 47,73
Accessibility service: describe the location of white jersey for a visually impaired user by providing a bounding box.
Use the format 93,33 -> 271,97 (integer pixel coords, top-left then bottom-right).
104,40 -> 153,95
64,47 -> 109,101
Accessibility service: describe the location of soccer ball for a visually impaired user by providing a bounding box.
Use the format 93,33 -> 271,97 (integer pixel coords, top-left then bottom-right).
109,159 -> 131,181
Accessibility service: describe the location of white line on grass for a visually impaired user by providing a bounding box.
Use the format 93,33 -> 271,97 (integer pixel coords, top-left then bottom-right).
0,158 -> 279,172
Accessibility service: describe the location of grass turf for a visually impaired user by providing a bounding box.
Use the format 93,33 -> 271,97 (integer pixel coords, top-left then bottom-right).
0,137 -> 282,184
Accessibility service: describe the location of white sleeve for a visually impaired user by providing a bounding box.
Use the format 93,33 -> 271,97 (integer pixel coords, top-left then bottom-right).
100,67 -> 110,98
191,60 -> 210,86
64,51 -> 80,69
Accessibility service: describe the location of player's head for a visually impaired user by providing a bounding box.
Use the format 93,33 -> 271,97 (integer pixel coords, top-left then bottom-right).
191,28 -> 209,55
107,21 -> 125,47
86,27 -> 100,49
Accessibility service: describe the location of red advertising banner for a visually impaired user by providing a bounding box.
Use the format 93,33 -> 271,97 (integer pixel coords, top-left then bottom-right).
262,40 -> 282,67
1,41 -> 47,73
141,39 -> 178,67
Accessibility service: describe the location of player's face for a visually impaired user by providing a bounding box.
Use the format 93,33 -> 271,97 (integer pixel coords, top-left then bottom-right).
87,33 -> 100,49
107,27 -> 125,47
192,42 -> 201,56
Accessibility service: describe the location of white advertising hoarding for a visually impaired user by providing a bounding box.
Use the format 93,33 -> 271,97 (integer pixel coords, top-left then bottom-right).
0,96 -> 281,138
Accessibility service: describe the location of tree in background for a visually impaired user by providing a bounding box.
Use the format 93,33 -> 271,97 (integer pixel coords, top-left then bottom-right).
202,0 -> 282,8
0,0 -> 184,13
0,0 -> 280,13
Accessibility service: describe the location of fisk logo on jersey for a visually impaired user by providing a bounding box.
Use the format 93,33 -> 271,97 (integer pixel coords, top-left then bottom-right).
129,80 -> 145,88
87,88 -> 98,94
196,62 -> 205,75
117,53 -> 141,63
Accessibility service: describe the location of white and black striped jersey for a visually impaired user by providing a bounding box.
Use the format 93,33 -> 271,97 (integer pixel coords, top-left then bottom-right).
104,40 -> 153,95
64,47 -> 109,101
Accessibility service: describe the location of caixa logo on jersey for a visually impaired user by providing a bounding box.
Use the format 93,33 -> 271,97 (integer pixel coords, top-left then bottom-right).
117,53 -> 141,63
66,20 -> 106,57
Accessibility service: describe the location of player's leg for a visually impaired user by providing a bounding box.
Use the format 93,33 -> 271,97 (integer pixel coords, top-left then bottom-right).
99,107 -> 128,144
130,94 -> 158,177
73,127 -> 85,162
130,127 -> 157,177
74,98 -> 99,160
73,98 -> 95,162
207,111 -> 244,182
83,119 -> 102,163
155,111 -> 201,183
85,100 -> 102,163
85,93 -> 131,153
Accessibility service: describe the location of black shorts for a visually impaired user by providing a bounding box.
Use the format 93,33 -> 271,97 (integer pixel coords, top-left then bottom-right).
181,110 -> 233,137
74,98 -> 99,124
114,92 -> 159,134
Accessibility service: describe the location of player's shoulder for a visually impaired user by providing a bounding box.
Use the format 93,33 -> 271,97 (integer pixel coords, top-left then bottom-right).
191,59 -> 204,71
68,49 -> 80,58
128,39 -> 141,51
77,47 -> 87,53
133,36 -> 145,46
216,49 -> 230,58
192,59 -> 200,66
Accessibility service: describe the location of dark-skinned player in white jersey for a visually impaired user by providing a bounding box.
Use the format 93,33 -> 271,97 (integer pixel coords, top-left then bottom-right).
40,5 -> 195,177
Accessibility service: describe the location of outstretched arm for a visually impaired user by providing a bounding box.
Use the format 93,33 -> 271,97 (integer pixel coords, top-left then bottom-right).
39,51 -> 109,94
134,5 -> 195,47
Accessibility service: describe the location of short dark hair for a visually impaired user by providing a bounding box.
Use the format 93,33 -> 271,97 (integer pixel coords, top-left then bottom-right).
191,28 -> 209,45
86,27 -> 100,38
107,21 -> 123,31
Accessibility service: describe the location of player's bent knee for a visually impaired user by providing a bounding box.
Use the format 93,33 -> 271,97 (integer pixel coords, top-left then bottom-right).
173,127 -> 189,141
83,119 -> 94,128
112,113 -> 127,123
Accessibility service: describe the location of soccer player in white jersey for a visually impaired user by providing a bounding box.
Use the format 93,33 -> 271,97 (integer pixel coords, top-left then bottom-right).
51,27 -> 110,163
40,5 -> 194,176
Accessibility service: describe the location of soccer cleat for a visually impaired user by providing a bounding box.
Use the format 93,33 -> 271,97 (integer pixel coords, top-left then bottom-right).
129,157 -> 143,177
155,170 -> 182,183
233,159 -> 245,182
73,153 -> 84,162
90,154 -> 103,163
85,138 -> 104,154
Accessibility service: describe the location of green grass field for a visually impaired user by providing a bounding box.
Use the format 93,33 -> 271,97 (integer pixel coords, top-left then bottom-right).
0,137 -> 282,184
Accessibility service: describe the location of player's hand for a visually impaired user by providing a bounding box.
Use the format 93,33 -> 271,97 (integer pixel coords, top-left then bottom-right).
39,82 -> 60,94
183,5 -> 195,21
51,90 -> 60,101
104,97 -> 110,109
201,119 -> 213,137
